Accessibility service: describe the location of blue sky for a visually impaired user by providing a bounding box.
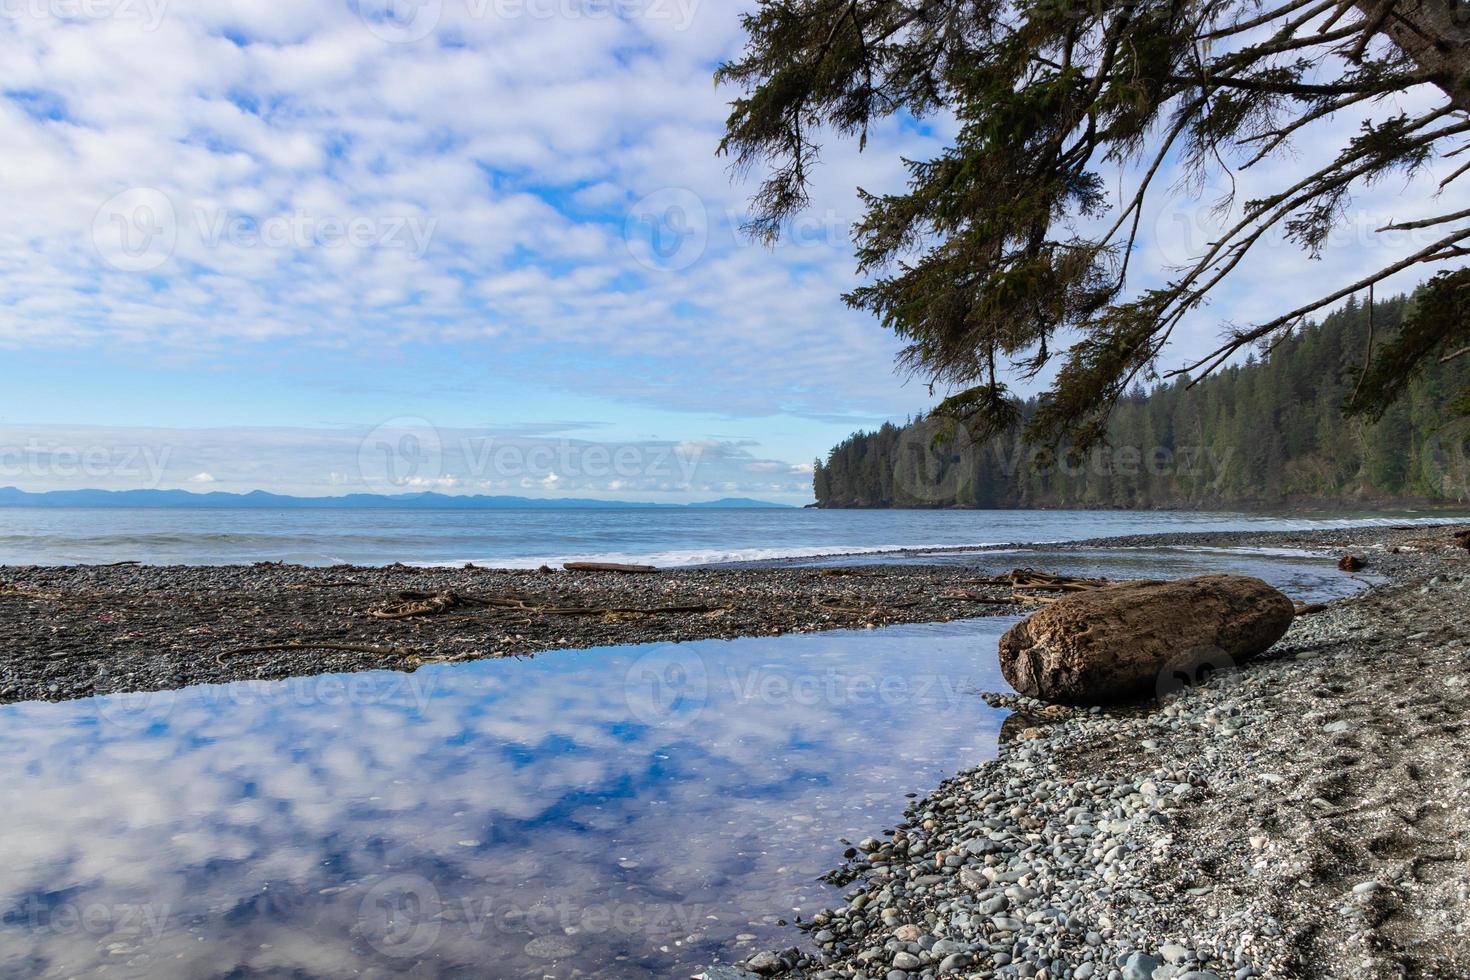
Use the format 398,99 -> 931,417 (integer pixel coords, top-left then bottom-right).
2,1 -> 1465,502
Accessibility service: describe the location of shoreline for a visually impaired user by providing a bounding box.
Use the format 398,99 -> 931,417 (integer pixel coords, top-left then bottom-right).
724,518 -> 1470,568
0,562 -> 1029,707
0,524 -> 1458,709
714,523 -> 1470,980
4,522 -> 1469,978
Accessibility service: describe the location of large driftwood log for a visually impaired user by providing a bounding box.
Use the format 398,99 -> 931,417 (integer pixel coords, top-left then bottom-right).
999,575 -> 1296,706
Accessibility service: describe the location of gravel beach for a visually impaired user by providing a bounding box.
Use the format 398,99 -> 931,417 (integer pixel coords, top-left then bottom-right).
0,561 -> 1037,706
712,523 -> 1470,980
5,522 -> 1469,980
0,523 -> 1458,709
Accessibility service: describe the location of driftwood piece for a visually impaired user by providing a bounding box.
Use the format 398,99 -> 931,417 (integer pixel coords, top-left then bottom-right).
955,569 -> 1124,606
369,592 -> 489,620
563,562 -> 660,574
219,642 -> 425,662
944,589 -> 1024,605
814,596 -> 921,616
367,590 -> 725,621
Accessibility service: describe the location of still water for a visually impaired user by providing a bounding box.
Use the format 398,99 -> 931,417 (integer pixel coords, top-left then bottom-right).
0,550 -> 1364,978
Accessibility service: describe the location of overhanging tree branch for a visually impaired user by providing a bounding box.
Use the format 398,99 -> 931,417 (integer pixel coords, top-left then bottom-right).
718,0 -> 1470,448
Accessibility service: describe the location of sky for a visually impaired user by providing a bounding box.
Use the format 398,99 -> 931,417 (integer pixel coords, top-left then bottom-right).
1,0 -> 1466,503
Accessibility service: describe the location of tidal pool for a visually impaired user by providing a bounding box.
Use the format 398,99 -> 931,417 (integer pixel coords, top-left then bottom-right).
0,553 -> 1363,979
0,620 -> 1012,979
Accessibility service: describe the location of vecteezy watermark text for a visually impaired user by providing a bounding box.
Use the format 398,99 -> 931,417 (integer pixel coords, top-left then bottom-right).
0,438 -> 171,486
353,0 -> 702,44
92,188 -> 438,272
3,0 -> 169,30
358,874 -> 717,959
5,898 -> 171,944
357,419 -> 706,492
195,209 -> 436,258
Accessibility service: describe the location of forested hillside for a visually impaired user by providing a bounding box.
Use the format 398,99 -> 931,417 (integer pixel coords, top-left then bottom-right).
815,294 -> 1470,509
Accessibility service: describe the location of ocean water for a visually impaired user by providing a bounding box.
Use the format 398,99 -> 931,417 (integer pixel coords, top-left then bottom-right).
0,552 -> 1362,979
0,506 -> 1462,567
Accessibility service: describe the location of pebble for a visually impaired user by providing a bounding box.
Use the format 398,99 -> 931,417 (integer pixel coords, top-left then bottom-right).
693,542 -> 1470,980
891,951 -> 921,971
1123,953 -> 1162,980
1160,944 -> 1190,964
522,936 -> 577,959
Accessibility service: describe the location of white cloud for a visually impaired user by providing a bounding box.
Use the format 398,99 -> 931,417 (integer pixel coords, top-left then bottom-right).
0,423 -> 815,501
0,2 -> 941,424
0,1 -> 1461,447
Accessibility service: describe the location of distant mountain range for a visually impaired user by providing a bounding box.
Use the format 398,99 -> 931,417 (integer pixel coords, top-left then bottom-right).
0,488 -> 792,510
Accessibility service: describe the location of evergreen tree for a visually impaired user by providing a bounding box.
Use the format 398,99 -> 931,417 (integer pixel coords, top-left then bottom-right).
720,1 -> 1470,448
814,289 -> 1470,508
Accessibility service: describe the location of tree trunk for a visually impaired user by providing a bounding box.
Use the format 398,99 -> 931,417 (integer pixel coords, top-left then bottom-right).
1360,1 -> 1470,112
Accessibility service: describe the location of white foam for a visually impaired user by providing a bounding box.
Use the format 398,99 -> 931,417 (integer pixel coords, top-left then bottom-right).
1163,545 -> 1327,558
409,542 -> 998,570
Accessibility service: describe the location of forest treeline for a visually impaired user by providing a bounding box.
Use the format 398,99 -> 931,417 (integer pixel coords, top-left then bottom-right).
815,293 -> 1470,509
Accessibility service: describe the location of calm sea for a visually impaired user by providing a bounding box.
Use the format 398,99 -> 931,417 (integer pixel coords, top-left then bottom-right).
0,506 -> 1462,566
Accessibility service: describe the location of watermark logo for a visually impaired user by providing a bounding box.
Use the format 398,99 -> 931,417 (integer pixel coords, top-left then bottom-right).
352,0 -> 442,43
625,187 -> 708,272
892,418 -> 975,505
92,187 -> 176,273
359,874 -> 443,959
1150,174 -> 1470,268
95,687 -> 178,733
358,417 -> 446,492
1420,421 -> 1470,503
623,646 -> 708,726
1155,645 -> 1239,703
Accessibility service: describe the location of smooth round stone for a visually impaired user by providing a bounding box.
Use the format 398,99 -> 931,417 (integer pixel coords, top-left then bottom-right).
1123,953 -> 1161,980
523,936 -> 578,959
1160,944 -> 1190,964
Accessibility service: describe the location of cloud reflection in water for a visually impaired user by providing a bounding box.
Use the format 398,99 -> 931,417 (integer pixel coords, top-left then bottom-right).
0,620 -> 1010,979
